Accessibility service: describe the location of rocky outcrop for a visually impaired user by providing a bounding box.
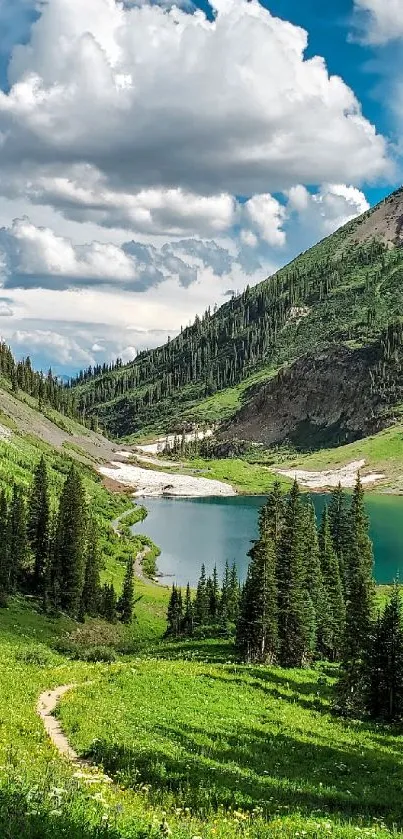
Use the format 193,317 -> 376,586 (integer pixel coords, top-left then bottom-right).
224,345 -> 390,449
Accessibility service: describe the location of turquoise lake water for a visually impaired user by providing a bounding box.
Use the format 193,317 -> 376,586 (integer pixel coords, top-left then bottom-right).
133,494 -> 403,587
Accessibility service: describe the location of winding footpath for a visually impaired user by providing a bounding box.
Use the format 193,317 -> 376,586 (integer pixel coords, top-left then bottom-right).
37,684 -> 113,782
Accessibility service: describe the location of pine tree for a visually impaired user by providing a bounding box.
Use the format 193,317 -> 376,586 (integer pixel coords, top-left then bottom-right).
319,507 -> 345,661
118,555 -> 135,624
194,564 -> 209,626
236,497 -> 278,663
27,456 -> 50,594
208,565 -> 220,622
366,585 -> 403,721
101,583 -> 118,623
220,561 -> 231,622
303,501 -> 326,654
228,563 -> 240,622
81,515 -> 101,617
328,483 -> 351,592
264,480 -> 285,545
54,466 -> 87,617
182,582 -> 194,636
277,481 -> 314,667
166,584 -> 183,636
339,475 -> 376,709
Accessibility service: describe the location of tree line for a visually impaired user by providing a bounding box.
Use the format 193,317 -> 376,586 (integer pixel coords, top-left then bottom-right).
167,477 -> 403,721
0,457 -> 134,625
166,562 -> 240,638
0,341 -> 98,428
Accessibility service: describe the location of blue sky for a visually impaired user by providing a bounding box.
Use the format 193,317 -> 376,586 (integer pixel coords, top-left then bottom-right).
0,0 -> 400,374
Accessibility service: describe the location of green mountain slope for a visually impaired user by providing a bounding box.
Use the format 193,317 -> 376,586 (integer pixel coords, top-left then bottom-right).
70,187 -> 403,441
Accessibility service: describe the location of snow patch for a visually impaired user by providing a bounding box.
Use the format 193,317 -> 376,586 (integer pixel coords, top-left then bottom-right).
99,461 -> 235,497
276,459 -> 385,489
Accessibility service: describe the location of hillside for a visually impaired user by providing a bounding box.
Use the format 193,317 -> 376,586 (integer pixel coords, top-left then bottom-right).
69,187 -> 403,443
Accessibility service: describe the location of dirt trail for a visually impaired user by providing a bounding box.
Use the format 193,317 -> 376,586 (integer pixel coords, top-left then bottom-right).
37,684 -> 113,782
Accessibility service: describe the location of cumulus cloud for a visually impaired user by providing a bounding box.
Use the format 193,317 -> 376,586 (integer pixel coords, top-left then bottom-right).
11,329 -> 96,366
0,216 -> 246,291
353,0 -> 403,44
243,194 -> 287,247
0,0 -> 388,225
287,184 -> 370,236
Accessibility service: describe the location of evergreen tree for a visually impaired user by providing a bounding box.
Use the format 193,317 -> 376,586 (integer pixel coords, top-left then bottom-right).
277,481 -> 314,667
236,499 -> 278,663
319,507 -> 345,661
182,582 -> 194,635
118,555 -> 135,624
264,480 -> 285,546
27,456 -> 50,593
166,584 -> 183,636
194,564 -> 209,625
328,483 -> 350,592
54,466 -> 87,617
220,561 -> 231,622
101,583 -> 118,623
366,585 -> 403,721
227,563 -> 240,622
339,475 -> 376,709
303,501 -> 326,653
209,565 -> 220,622
81,515 -> 101,617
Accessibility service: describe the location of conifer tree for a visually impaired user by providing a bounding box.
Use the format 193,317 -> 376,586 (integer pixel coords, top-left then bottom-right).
264,480 -> 285,545
328,483 -> 350,592
166,584 -> 183,636
118,555 -> 135,624
339,475 -> 376,708
27,456 -> 50,593
182,582 -> 194,635
236,499 -> 278,663
303,501 -> 326,653
101,583 -> 118,623
366,585 -> 403,721
209,565 -> 220,622
194,564 -> 209,625
54,465 -> 87,617
81,515 -> 101,617
220,561 -> 231,622
228,563 -> 240,622
319,507 -> 345,661
277,481 -> 314,667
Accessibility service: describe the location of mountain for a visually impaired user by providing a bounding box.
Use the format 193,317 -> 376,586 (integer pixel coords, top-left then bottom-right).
70,187 -> 403,445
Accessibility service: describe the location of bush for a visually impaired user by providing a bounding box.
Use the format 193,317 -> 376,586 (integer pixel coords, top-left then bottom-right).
15,646 -> 53,666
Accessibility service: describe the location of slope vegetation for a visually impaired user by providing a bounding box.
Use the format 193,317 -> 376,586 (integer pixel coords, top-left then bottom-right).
71,188 -> 403,442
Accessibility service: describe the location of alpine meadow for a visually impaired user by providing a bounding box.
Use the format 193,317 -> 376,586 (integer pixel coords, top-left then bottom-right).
3,2 -> 403,839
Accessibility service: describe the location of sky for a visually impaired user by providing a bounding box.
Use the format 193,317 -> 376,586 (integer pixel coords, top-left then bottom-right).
0,0 -> 402,375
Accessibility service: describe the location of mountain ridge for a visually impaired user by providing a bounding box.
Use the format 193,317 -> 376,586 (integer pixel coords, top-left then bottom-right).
69,186 -> 403,445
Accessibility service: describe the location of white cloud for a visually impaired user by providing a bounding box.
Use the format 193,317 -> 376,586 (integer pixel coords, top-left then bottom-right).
11,329 -> 95,365
6,217 -> 138,280
243,194 -> 287,247
287,184 -> 370,236
0,0 -> 388,225
240,230 -> 258,248
353,0 -> 403,44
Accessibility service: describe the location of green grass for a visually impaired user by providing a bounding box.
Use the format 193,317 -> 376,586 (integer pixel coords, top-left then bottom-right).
57,657 -> 403,839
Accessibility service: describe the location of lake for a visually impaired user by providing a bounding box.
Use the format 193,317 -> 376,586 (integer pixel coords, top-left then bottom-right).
133,494 -> 403,587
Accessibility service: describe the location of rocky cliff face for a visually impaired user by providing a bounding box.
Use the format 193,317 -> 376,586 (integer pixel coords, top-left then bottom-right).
224,345 -> 390,449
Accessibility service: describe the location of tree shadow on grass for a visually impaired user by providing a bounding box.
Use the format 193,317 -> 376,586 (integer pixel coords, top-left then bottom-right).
86,717 -> 403,830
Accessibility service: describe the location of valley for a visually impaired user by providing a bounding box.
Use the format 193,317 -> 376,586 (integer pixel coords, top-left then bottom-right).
3,190 -> 403,839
